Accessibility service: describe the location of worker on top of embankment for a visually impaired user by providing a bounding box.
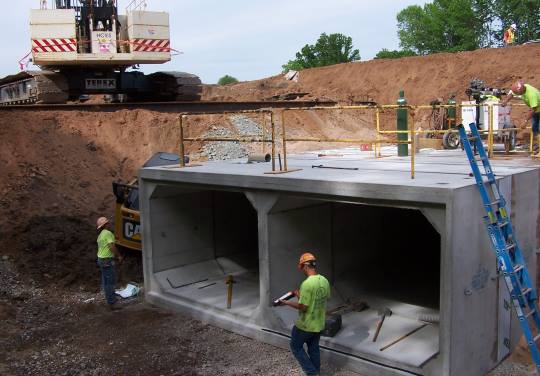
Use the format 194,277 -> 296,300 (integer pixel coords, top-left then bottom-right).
96,216 -> 123,310
503,23 -> 517,46
280,253 -> 330,376
501,80 -> 540,153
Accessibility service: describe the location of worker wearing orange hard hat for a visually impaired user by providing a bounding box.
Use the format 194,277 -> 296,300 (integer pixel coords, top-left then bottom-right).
501,80 -> 540,154
280,253 -> 330,376
96,216 -> 123,310
503,23 -> 517,46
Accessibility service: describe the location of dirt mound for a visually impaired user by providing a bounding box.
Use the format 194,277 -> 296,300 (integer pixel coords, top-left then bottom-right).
204,44 -> 540,106
17,216 -> 97,289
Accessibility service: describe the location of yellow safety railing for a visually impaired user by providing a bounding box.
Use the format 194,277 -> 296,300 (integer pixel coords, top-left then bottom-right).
408,102 -> 533,158
177,102 -> 537,179
280,105 -> 417,179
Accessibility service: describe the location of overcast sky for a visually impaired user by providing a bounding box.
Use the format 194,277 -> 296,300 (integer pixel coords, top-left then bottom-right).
2,0 -> 429,84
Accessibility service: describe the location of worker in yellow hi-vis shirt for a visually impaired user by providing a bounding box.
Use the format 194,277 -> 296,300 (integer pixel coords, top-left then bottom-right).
280,253 -> 330,376
96,216 -> 123,310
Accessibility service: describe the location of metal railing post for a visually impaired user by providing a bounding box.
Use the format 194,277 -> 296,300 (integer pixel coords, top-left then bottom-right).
376,107 -> 381,157
271,112 -> 276,172
281,110 -> 288,171
411,110 -> 416,179
179,115 -> 186,167
488,104 -> 494,158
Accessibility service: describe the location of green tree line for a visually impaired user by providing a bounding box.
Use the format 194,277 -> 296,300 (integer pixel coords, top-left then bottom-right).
395,0 -> 540,55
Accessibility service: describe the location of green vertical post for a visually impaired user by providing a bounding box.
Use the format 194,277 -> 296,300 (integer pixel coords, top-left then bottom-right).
397,90 -> 408,157
446,94 -> 457,129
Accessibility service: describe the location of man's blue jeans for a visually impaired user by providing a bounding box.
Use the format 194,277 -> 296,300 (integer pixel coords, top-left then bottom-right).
97,258 -> 117,305
290,325 -> 321,375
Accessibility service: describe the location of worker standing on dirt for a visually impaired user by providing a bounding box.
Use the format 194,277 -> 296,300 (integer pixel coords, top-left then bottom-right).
501,80 -> 540,152
96,217 -> 123,310
280,253 -> 330,376
503,24 -> 517,46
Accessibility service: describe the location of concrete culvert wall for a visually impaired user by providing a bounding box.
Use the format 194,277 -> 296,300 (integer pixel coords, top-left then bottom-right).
268,198 -> 441,373
267,200 -> 441,309
148,185 -> 259,318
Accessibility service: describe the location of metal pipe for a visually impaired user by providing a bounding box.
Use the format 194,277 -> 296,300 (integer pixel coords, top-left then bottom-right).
179,116 -> 186,167
262,113 -> 267,155
248,153 -> 271,163
285,137 -> 401,143
183,137 -> 268,142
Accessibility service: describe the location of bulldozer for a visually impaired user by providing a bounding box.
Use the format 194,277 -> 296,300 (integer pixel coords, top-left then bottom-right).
112,152 -> 186,251
0,0 -> 202,104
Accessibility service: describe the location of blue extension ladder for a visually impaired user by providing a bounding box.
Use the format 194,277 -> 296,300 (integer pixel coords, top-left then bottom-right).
459,123 -> 540,372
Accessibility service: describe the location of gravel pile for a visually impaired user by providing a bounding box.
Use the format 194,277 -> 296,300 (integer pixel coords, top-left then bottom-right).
200,115 -> 266,161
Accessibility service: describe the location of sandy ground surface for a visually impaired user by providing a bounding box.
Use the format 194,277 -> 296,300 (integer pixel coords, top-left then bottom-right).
3,44 -> 540,375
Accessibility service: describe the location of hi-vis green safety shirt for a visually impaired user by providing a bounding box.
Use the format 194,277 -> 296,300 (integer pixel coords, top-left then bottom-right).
522,84 -> 540,112
97,229 -> 115,259
296,274 -> 330,333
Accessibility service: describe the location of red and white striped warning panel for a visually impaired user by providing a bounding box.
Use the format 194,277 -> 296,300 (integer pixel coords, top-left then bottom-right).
32,39 -> 77,53
131,39 -> 170,52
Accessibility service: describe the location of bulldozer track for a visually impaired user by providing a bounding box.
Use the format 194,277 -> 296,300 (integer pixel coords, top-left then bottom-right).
0,100 -> 338,114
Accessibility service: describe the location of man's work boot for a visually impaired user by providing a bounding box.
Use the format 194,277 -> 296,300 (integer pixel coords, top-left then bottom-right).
109,303 -> 122,311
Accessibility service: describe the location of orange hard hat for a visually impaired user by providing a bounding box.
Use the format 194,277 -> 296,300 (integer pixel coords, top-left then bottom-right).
298,252 -> 316,269
511,80 -> 525,95
96,217 -> 109,230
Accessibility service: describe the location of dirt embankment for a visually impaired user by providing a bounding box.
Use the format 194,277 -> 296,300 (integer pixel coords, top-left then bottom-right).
204,44 -> 540,106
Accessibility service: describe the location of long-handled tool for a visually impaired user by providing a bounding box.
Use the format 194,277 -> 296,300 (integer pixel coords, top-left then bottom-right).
327,300 -> 369,316
225,275 -> 235,309
379,323 -> 428,351
372,307 -> 392,342
312,164 -> 359,171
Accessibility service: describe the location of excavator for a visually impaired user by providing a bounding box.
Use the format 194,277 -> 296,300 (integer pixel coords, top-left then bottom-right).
112,152 -> 186,251
0,0 -> 202,104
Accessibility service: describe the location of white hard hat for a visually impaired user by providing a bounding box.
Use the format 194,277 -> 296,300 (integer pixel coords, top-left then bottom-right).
511,23 -> 517,29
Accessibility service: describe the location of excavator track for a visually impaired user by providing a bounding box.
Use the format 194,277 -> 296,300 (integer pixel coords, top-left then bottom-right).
148,71 -> 203,101
0,71 -> 69,105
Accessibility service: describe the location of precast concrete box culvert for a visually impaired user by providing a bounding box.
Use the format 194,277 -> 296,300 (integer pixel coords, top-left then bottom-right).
139,150 -> 540,376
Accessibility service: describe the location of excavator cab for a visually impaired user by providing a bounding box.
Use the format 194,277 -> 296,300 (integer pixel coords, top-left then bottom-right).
113,180 -> 141,251
112,152 -> 188,251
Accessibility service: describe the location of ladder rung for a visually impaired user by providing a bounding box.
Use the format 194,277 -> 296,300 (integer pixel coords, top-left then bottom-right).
485,200 -> 501,207
522,287 -> 532,296
506,243 -> 516,252
534,333 -> 540,343
498,221 -> 509,228
468,136 -> 478,141
514,264 -> 525,274
525,309 -> 536,319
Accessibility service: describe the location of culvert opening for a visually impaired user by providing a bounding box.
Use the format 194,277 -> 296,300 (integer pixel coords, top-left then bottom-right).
268,198 -> 441,370
149,186 -> 259,317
